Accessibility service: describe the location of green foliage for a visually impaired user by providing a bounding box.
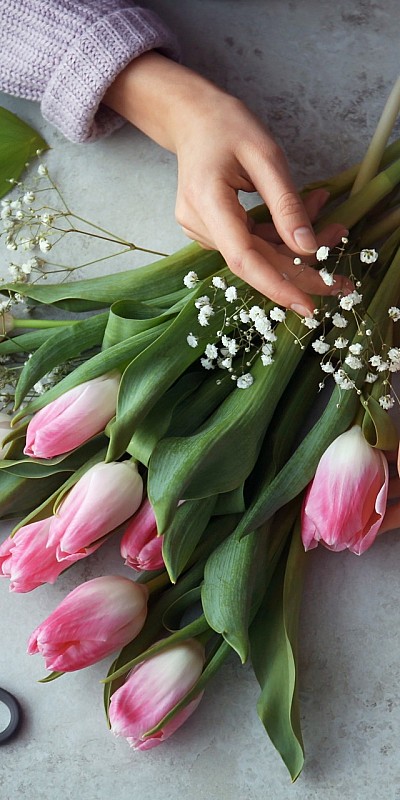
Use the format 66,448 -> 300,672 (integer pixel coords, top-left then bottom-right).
0,107 -> 48,198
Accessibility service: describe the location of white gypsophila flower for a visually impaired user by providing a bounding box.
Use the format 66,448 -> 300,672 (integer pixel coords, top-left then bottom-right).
6,241 -> 17,251
254,316 -> 272,336
219,357 -> 232,370
263,330 -> 278,343
14,293 -> 25,304
388,347 -> 400,362
301,316 -> 319,329
369,354 -> 382,368
333,370 -> 354,390
319,268 -> 335,286
200,357 -> 215,370
349,343 -> 363,355
37,164 -> 48,177
344,355 -> 363,370
334,337 -> 348,349
388,306 -> 400,322
10,200 -> 21,210
205,343 -> 218,360
183,271 -> 198,289
0,207 -> 11,219
261,354 -> 274,366
2,219 -> 14,230
379,394 -> 395,410
262,342 -> 274,356
339,295 -> 355,311
388,362 -> 400,373
225,286 -> 237,303
26,257 -> 40,269
41,213 -> 53,226
39,238 -> 51,253
194,295 -> 210,309
8,265 -> 20,280
33,380 -> 46,395
316,246 -> 330,261
14,210 -> 23,220
332,313 -> 348,328
21,239 -> 36,251
239,309 -> 250,324
23,192 -> 35,204
312,339 -> 330,355
341,236 -> 348,244
365,372 -> 378,383
21,263 -> 32,275
237,373 -> 254,389
376,361 -> 390,372
1,199 -> 10,206
360,248 -> 378,264
212,276 -> 226,290
270,306 -> 286,322
186,333 -> 198,348
198,307 -> 214,326
249,305 -> 265,322
348,290 -> 363,306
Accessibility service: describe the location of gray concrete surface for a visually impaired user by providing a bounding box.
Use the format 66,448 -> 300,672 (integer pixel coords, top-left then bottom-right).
1,1 -> 400,798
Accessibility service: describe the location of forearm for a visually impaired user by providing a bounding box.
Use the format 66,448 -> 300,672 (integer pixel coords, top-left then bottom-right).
103,51 -> 227,153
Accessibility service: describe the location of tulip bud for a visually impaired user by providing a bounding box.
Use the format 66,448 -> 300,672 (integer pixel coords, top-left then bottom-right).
27,575 -> 148,671
121,498 -> 164,572
0,517 -> 103,593
47,460 -> 143,561
24,372 -> 120,459
109,639 -> 205,750
301,425 -> 389,555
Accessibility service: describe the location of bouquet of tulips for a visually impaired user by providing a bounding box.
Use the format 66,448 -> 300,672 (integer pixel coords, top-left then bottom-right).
1,78 -> 400,780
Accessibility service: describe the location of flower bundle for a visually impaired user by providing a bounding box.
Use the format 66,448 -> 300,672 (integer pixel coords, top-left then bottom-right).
1,84 -> 400,779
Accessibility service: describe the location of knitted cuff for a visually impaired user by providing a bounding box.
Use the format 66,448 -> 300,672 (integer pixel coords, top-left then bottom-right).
41,7 -> 180,143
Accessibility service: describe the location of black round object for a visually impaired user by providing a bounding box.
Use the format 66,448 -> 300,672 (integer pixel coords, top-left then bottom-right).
0,688 -> 21,743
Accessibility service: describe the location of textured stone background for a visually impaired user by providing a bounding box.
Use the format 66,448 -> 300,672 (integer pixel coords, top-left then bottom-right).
1,2 -> 400,798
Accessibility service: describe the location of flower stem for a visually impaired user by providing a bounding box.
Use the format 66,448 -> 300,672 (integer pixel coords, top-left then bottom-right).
351,75 -> 400,195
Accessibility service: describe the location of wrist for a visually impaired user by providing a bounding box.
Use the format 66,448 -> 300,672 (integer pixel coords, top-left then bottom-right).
103,51 -> 227,153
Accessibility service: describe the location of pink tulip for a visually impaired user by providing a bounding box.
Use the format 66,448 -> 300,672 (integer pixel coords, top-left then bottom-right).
24,372 -> 119,459
121,498 -> 164,572
27,575 -> 148,671
0,517 -> 103,593
47,460 -> 143,561
109,639 -> 205,750
301,425 -> 389,555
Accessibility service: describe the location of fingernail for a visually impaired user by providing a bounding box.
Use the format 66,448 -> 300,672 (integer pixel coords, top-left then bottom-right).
290,303 -> 313,317
293,227 -> 317,253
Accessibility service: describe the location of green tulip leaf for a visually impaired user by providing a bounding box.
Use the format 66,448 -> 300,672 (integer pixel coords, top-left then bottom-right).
361,394 -> 399,450
0,327 -> 72,356
161,588 -> 202,631
0,436 -> 107,479
38,671 -> 64,684
102,298 -> 182,349
250,523 -> 307,782
12,323 -> 169,424
162,495 -> 217,583
201,524 -> 270,664
1,243 -> 224,311
0,471 -> 65,521
106,271 -> 249,462
127,372 -> 205,466
14,313 -> 108,408
0,107 -> 48,198
148,319 -> 307,535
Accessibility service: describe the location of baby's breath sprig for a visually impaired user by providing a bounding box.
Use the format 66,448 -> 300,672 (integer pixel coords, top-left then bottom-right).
1,159 -> 169,286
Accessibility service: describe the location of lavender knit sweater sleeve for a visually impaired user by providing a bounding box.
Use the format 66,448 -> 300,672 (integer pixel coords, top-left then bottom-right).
0,1 -> 180,142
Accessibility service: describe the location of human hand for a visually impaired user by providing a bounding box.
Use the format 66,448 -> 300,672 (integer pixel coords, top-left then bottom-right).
173,93 -> 350,317
104,53 -> 350,316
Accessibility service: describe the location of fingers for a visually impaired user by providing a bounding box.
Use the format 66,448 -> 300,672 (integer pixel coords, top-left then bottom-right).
196,186 -> 339,317
241,143 -> 320,255
252,189 -> 331,244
